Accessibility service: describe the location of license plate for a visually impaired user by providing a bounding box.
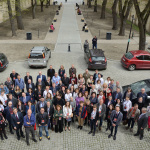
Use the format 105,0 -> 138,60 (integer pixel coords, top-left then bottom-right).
95,62 -> 102,64
33,60 -> 40,62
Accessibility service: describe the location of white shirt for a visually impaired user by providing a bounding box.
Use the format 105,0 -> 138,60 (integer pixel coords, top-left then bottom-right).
63,105 -> 72,118
0,104 -> 4,111
96,78 -> 104,85
105,80 -> 110,86
91,111 -> 96,120
73,92 -> 78,101
99,105 -> 102,112
95,84 -> 102,93
65,93 -> 72,101
43,90 -> 53,99
0,94 -> 7,106
123,100 -> 132,111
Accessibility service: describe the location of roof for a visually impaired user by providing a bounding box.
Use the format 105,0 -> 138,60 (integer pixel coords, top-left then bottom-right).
130,50 -> 150,56
90,49 -> 104,57
31,46 -> 46,51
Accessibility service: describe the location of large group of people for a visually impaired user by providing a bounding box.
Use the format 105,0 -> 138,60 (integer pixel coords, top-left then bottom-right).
0,64 -> 149,145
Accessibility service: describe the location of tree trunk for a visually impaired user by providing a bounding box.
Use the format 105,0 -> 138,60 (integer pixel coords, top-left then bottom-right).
118,19 -> 126,36
31,0 -> 36,19
41,1 -> 44,12
15,0 -> 24,30
88,0 -> 92,8
46,0 -> 49,8
101,0 -> 107,19
139,23 -> 146,50
112,0 -> 119,30
94,0 -> 97,12
7,0 -> 16,36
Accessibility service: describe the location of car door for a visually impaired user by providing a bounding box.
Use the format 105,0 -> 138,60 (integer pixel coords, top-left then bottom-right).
143,55 -> 150,68
135,55 -> 144,68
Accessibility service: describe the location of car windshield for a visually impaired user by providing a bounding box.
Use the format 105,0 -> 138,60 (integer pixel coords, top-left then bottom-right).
92,56 -> 105,61
131,80 -> 150,96
0,54 -> 6,63
125,52 -> 134,59
29,53 -> 43,58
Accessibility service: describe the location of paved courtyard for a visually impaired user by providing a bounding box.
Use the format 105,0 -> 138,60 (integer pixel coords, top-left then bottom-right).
0,0 -> 150,150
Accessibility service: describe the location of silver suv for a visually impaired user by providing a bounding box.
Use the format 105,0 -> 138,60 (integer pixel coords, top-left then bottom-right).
28,46 -> 51,68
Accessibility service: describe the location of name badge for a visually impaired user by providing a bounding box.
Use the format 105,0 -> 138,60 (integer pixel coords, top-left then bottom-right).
132,114 -> 135,118
59,117 -> 61,120
56,81 -> 58,84
67,113 -> 69,116
39,95 -> 41,97
79,112 -> 81,115
91,117 -> 93,120
99,111 -> 101,114
41,119 -> 45,123
113,118 -> 117,122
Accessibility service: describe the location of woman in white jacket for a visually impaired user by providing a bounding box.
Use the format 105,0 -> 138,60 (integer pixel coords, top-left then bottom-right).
63,101 -> 72,131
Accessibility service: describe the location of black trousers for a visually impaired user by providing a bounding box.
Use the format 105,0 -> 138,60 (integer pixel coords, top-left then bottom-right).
111,125 -> 118,136
65,119 -> 71,127
8,120 -> 12,132
25,126 -> 35,142
85,113 -> 91,124
137,125 -> 144,137
107,119 -> 111,129
128,118 -> 135,128
16,124 -> 24,137
90,119 -> 96,133
55,119 -> 63,133
0,126 -> 6,137
123,111 -> 127,121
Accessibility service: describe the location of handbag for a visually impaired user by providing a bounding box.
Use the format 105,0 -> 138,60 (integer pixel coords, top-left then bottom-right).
53,118 -> 57,125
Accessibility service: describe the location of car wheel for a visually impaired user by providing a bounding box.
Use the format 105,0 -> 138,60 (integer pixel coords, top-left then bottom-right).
128,64 -> 136,71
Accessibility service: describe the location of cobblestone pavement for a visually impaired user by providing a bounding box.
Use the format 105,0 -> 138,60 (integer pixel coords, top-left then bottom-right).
0,0 -> 150,150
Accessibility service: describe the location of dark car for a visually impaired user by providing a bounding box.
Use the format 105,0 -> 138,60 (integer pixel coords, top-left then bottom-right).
122,79 -> 150,105
121,50 -> 150,71
0,53 -> 9,72
84,49 -> 107,70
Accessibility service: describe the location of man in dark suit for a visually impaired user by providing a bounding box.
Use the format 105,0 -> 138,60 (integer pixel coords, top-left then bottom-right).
10,70 -> 18,85
134,107 -> 148,140
36,71 -> 46,84
24,72 -> 32,85
26,79 -> 35,92
112,88 -> 122,102
69,64 -> 76,77
108,105 -> 123,140
50,83 -> 58,97
137,88 -> 147,104
47,65 -> 55,79
46,101 -> 54,130
62,73 -> 70,89
11,108 -> 25,140
36,78 -> 46,91
19,92 -> 31,105
93,70 -> 103,84
3,101 -> 14,134
7,94 -> 18,108
36,97 -> 47,113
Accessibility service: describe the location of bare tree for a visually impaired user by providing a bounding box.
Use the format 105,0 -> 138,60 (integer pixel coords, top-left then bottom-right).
15,0 -> 24,30
40,0 -> 45,12
101,0 -> 108,19
133,0 -> 150,50
7,0 -> 16,36
118,0 -> 133,36
112,0 -> 119,30
88,0 -> 92,8
31,0 -> 37,19
94,0 -> 97,12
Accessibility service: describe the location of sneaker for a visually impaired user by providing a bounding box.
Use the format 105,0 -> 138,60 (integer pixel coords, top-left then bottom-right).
88,131 -> 92,134
32,139 -> 37,142
39,137 -> 42,141
108,134 -> 112,138
47,136 -> 50,140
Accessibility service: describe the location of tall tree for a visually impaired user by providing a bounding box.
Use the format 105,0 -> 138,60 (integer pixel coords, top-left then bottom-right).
101,0 -> 108,19
118,0 -> 133,36
88,0 -> 92,8
40,0 -> 45,12
133,0 -> 150,50
46,0 -> 50,8
31,0 -> 37,19
15,0 -> 24,30
7,0 -> 16,36
94,0 -> 97,12
112,0 -> 119,30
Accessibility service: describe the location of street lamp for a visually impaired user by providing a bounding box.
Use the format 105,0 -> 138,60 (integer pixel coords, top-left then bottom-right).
126,15 -> 135,53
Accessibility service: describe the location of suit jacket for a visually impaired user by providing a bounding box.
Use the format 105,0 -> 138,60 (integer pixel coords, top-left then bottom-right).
112,91 -> 122,101
123,91 -> 133,101
25,105 -> 35,116
138,113 -> 148,129
36,81 -> 46,91
35,89 -> 44,101
26,83 -> 35,92
36,112 -> 48,125
47,69 -> 55,79
90,107 -> 99,121
11,112 -> 24,128
62,77 -> 70,87
46,105 -> 54,118
24,75 -> 33,85
69,68 -> 76,77
83,72 -> 90,84
36,75 -> 46,84
96,103 -> 106,119
93,73 -> 103,84
10,73 -> 18,82
58,69 -> 65,78
7,97 -> 18,108
4,106 -> 14,122
110,110 -> 123,126
17,104 -> 26,116
36,101 -> 47,113
19,96 -> 31,105
15,78 -> 24,90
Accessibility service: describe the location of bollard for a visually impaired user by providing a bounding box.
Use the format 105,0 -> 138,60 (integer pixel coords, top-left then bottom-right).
68,44 -> 70,52
99,30 -> 100,37
38,29 -> 39,38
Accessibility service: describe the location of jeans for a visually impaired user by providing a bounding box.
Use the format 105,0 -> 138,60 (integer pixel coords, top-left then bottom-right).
128,118 -> 135,128
111,125 -> 118,136
93,44 -> 97,49
99,117 -> 103,127
90,119 -> 96,133
39,125 -> 49,137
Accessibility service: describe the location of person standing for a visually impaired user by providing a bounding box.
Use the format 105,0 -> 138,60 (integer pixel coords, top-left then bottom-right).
24,109 -> 37,145
10,70 -> 18,85
58,65 -> 65,79
92,36 -> 97,49
11,108 -> 25,140
15,75 -> 24,92
24,72 -> 33,85
134,107 -> 148,140
47,65 -> 55,79
83,69 -> 90,85
52,73 -> 61,87
36,107 -> 50,141
36,71 -> 46,84
108,105 -> 123,140
69,65 -> 76,77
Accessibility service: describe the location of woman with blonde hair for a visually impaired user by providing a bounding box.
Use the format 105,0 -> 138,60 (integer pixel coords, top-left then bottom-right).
14,85 -> 22,99
58,65 -> 65,78
46,92 -> 53,105
78,74 -> 85,88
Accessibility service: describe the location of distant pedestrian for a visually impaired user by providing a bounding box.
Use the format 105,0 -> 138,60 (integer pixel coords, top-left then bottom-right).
92,36 -> 97,49
84,40 -> 89,53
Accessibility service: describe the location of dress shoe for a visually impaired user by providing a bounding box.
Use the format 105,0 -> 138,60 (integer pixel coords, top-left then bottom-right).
26,141 -> 30,146
51,127 -> 54,131
4,135 -> 8,139
84,123 -> 87,126
1,135 -> 4,140
17,136 -> 20,140
88,131 -> 92,134
77,126 -> 80,129
39,137 -> 42,141
80,126 -> 83,130
32,139 -> 37,142
108,134 -> 112,138
134,133 -> 139,136
113,135 -> 116,140
10,131 -> 14,134
92,132 -> 95,136
21,135 -> 25,138
140,136 -> 143,140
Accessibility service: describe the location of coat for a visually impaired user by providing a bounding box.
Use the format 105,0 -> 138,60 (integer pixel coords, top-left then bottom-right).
24,75 -> 33,85
76,105 -> 87,118
123,91 -> 133,101
7,97 -> 18,108
62,77 -> 70,88
69,68 -> 76,77
127,107 -> 140,121
47,69 -> 55,79
83,72 -> 90,84
15,78 -> 24,90
96,103 -> 106,119
36,81 -> 46,91
58,69 -> 65,78
10,73 -> 18,82
36,101 -> 47,113
138,113 -> 148,129
46,105 -> 54,119
25,105 -> 35,116
36,75 -> 46,84
63,105 -> 72,118
112,91 -> 122,102
19,96 -> 31,105
4,106 -> 14,122
36,112 -> 48,126
26,83 -> 35,92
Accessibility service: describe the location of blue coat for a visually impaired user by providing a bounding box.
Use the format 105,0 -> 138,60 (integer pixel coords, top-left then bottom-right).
36,75 -> 46,84
89,96 -> 98,105
25,105 -> 35,116
0,87 -> 9,94
58,69 -> 65,78
76,105 -> 87,118
4,106 -> 14,122
19,96 -> 31,105
24,114 -> 36,127
112,91 -> 122,102
15,78 -> 24,90
26,93 -> 35,103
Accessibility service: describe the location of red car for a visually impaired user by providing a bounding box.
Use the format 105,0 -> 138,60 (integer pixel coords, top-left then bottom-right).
121,50 -> 150,71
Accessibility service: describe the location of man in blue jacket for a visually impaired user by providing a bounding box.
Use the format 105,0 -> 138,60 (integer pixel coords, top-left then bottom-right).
15,75 -> 24,92
11,108 -> 25,140
112,88 -> 122,102
36,71 -> 46,84
19,92 -> 31,105
137,88 -> 147,104
24,109 -> 37,145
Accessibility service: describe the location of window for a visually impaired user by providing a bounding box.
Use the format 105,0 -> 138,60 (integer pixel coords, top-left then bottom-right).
29,53 -> 43,58
92,57 -> 105,61
136,55 -> 143,60
143,55 -> 150,61
125,52 -> 134,59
